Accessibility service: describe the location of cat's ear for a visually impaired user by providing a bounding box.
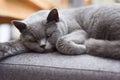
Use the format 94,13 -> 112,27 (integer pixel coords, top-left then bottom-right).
47,8 -> 59,23
12,20 -> 27,33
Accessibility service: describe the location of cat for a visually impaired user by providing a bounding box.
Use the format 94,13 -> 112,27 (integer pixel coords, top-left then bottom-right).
1,4 -> 120,60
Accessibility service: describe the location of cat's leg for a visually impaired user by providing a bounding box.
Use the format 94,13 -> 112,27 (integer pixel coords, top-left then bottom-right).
56,30 -> 88,55
85,38 -> 120,59
0,40 -> 29,59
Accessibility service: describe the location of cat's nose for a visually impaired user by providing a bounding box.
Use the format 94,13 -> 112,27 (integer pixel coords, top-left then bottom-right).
40,44 -> 46,48
40,38 -> 46,49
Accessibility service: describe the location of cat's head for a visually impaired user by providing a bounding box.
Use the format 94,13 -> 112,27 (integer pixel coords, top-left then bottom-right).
12,9 -> 67,52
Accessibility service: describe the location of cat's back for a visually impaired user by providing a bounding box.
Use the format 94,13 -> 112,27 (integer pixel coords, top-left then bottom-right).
94,4 -> 120,16
83,4 -> 120,39
79,4 -> 120,28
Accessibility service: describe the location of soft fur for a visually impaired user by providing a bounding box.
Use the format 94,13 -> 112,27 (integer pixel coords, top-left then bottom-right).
1,4 -> 120,59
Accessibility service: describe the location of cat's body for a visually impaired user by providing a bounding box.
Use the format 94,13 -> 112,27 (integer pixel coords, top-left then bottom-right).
1,4 -> 120,59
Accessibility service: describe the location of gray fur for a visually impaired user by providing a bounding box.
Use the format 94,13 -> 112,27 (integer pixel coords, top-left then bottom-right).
1,4 -> 120,59
45,4 -> 120,59
0,40 -> 28,59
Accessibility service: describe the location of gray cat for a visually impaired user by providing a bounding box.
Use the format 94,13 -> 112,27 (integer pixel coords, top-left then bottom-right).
1,4 -> 120,60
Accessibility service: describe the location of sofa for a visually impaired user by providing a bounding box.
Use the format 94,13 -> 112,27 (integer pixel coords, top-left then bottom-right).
0,52 -> 120,80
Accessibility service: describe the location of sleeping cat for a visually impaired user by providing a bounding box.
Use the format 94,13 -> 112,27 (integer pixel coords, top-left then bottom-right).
1,4 -> 120,59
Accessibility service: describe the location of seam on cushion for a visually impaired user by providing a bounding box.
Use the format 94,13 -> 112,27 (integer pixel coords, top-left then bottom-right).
0,63 -> 120,74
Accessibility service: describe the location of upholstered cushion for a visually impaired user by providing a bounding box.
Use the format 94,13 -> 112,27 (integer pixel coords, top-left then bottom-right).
0,52 -> 120,80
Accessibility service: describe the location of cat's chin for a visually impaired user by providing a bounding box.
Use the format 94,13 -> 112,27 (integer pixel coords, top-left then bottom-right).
31,49 -> 44,53
43,43 -> 56,53
32,47 -> 56,53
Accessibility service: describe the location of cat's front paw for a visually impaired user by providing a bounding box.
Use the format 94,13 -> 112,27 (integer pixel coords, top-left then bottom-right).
0,44 -> 10,59
56,38 -> 66,53
0,51 -> 5,60
56,38 -> 74,54
56,38 -> 86,55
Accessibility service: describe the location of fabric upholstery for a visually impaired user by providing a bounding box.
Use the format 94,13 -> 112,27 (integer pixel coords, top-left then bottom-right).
0,52 -> 120,80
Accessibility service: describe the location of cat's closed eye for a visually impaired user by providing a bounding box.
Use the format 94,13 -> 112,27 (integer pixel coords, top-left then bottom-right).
46,32 -> 52,38
27,35 -> 37,42
29,38 -> 37,42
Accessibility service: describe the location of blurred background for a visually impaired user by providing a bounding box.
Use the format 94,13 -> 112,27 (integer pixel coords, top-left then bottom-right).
0,0 -> 120,42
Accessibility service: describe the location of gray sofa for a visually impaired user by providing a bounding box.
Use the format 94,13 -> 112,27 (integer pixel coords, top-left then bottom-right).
0,52 -> 120,80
